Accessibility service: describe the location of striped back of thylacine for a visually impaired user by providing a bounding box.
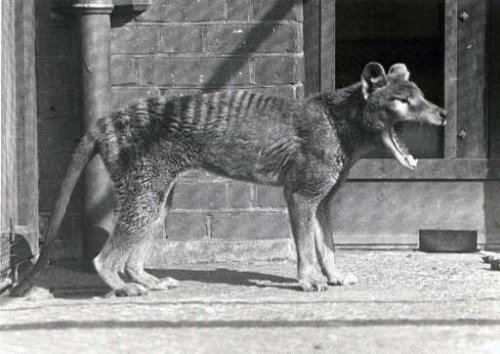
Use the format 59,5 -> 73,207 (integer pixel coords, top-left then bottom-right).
93,90 -> 296,168
94,90 -> 297,183
162,90 -> 291,135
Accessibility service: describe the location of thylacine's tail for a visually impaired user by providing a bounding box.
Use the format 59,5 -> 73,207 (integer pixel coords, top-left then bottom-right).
10,132 -> 98,296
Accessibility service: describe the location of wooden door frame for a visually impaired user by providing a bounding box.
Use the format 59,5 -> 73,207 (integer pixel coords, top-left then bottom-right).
15,0 -> 39,252
303,0 -> 500,181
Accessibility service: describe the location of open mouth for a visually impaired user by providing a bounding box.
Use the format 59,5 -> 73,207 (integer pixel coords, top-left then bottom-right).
381,126 -> 418,170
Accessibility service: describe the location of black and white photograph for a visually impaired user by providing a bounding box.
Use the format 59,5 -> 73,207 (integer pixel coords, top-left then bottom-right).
1,0 -> 499,352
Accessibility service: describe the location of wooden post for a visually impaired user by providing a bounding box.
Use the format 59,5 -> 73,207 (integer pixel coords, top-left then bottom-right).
1,0 -> 18,282
303,0 -> 335,96
15,0 -> 39,257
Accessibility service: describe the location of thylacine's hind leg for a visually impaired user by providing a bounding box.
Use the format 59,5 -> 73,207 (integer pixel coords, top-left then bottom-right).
123,184 -> 179,291
93,186 -> 172,296
314,190 -> 357,286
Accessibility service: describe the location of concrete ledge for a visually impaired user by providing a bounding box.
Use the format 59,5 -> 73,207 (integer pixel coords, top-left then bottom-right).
144,239 -> 500,267
146,239 -> 296,267
113,0 -> 152,12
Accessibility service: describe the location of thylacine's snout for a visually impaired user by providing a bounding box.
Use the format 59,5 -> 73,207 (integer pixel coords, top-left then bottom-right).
423,101 -> 447,126
439,108 -> 447,126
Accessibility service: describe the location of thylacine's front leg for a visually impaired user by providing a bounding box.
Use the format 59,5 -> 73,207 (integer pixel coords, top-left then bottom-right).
284,188 -> 328,292
315,189 -> 358,285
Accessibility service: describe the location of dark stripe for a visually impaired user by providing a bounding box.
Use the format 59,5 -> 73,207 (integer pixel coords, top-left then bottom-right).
254,94 -> 265,110
204,92 -> 216,129
235,90 -> 248,116
261,96 -> 273,110
97,116 -> 108,136
225,90 -> 238,122
163,98 -> 176,119
179,96 -> 193,125
214,91 -> 226,122
191,95 -> 203,127
246,92 -> 256,111
276,97 -> 285,112
112,111 -> 125,135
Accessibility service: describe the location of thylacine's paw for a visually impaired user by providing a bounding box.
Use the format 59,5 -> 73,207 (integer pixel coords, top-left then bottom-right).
124,268 -> 179,291
326,271 -> 358,286
153,277 -> 180,290
114,283 -> 148,297
298,272 -> 328,292
299,278 -> 328,292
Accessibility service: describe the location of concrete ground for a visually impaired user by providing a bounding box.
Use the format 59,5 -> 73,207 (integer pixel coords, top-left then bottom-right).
1,251 -> 499,353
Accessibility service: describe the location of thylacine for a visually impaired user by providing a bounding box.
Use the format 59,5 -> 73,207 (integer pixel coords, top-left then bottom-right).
11,62 -> 446,296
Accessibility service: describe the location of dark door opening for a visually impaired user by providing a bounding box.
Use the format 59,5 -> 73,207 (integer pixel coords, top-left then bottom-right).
336,0 -> 445,158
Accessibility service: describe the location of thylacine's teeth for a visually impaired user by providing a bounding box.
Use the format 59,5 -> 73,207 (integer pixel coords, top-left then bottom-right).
407,155 -> 418,168
391,127 -> 409,155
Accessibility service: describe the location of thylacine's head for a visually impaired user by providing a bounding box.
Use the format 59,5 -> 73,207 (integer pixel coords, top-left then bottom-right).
360,62 -> 447,169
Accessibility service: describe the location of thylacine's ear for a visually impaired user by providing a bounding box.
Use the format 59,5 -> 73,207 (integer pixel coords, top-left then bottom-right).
388,63 -> 410,81
361,62 -> 388,100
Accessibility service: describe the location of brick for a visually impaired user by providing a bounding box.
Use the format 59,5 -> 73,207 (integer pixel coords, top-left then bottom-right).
211,211 -> 291,239
179,170 -> 221,182
51,238 -> 83,262
161,88 -> 218,100
160,25 -> 203,53
36,58 -> 80,89
69,215 -> 84,243
38,214 -> 50,240
39,183 -> 84,214
35,27 -> 76,57
39,151 -> 73,182
166,212 -> 208,240
227,0 -> 251,21
111,25 -> 158,54
228,181 -> 253,209
294,83 -> 305,99
112,86 -> 298,113
111,87 -> 161,110
161,87 -> 296,101
170,182 -> 228,210
137,0 -> 225,22
39,214 -> 82,242
251,86 -> 297,99
254,56 -> 303,85
37,90 -> 81,120
111,56 -> 138,85
212,212 -> 254,239
204,23 -> 301,54
36,0 -> 71,26
255,185 -> 286,208
38,119 -> 82,152
139,57 -> 251,86
253,0 -> 303,22
252,212 -> 291,239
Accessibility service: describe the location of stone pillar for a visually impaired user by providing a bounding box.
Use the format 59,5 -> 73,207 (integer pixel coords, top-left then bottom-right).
72,0 -> 115,264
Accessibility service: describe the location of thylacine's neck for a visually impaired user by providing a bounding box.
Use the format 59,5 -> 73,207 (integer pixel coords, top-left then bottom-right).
309,83 -> 379,159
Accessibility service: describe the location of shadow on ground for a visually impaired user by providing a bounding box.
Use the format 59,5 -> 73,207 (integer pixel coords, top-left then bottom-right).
42,266 -> 299,299
149,268 -> 297,288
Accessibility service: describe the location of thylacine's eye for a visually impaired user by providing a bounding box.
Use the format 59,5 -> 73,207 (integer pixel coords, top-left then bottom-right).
392,97 -> 411,114
392,96 -> 410,104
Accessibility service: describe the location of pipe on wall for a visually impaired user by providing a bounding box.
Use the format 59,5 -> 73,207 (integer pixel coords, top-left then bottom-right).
73,1 -> 115,264
53,0 -> 151,266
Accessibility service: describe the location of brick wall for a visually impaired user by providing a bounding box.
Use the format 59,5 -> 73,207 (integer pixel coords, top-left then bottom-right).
36,0 -> 304,261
